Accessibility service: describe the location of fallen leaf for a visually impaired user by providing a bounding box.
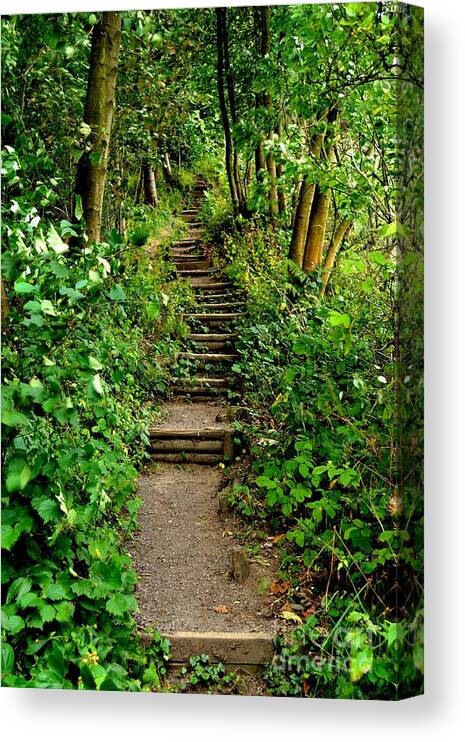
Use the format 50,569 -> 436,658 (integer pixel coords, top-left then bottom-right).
214,604 -> 231,614
281,610 -> 303,624
303,678 -> 311,695
303,606 -> 316,618
270,580 -> 290,595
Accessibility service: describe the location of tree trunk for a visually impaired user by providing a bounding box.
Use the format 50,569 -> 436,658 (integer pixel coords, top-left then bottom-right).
143,161 -> 158,207
259,6 -> 278,219
320,218 -> 352,296
303,183 -> 332,272
288,132 -> 324,267
276,118 -> 286,215
135,165 -> 143,204
222,9 -> 246,212
216,8 -> 239,215
162,152 -> 172,184
75,12 -> 122,244
1,279 -> 9,329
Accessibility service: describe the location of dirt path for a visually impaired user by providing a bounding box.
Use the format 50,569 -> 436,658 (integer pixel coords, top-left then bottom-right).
131,179 -> 278,677
131,462 -> 278,633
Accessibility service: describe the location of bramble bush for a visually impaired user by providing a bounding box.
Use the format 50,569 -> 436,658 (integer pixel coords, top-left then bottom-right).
1,146 -> 179,689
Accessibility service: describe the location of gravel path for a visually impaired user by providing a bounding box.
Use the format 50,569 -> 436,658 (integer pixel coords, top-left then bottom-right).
130,463 -> 278,633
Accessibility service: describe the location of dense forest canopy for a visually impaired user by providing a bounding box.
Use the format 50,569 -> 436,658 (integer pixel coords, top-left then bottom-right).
1,3 -> 423,698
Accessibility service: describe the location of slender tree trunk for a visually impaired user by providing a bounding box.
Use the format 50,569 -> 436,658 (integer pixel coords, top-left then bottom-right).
320,218 -> 352,296
303,183 -> 333,271
75,12 -> 122,244
1,279 -> 9,329
289,132 -> 324,267
135,165 -> 143,204
216,8 -> 239,214
253,8 -> 266,185
162,152 -> 172,184
258,6 -> 278,219
143,161 -> 158,207
222,9 -> 246,213
276,118 -> 286,215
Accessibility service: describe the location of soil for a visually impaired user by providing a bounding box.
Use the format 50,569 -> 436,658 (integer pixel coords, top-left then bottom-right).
130,457 -> 279,634
151,401 -> 231,431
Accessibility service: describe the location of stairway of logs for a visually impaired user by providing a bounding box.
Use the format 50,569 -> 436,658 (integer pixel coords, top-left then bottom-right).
138,178 -> 275,674
148,177 -> 243,466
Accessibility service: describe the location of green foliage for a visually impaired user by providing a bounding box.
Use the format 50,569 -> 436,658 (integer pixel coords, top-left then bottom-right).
264,606 -> 423,699
0,147 -> 183,689
178,654 -> 234,692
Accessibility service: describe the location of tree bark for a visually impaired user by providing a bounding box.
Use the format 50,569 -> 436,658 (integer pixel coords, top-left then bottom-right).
143,161 -> 158,207
216,8 -> 239,215
162,152 -> 172,184
320,217 -> 352,296
288,132 -> 324,267
221,9 -> 245,212
303,183 -> 332,272
276,117 -> 286,215
135,165 -> 143,204
1,279 -> 9,329
259,6 -> 278,219
75,12 -> 122,244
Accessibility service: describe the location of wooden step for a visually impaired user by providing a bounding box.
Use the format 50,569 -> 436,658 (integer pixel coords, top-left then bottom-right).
173,377 -> 229,388
178,269 -> 216,277
178,352 -> 239,362
171,386 -> 224,397
149,439 -> 223,453
174,261 -> 211,270
193,283 -> 234,291
142,632 -> 275,667
186,313 -> 244,321
150,452 -> 222,464
196,302 -> 239,311
149,428 -> 228,439
188,333 -> 235,342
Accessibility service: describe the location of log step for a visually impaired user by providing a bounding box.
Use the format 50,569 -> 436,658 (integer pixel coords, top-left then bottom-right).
196,303 -> 239,311
178,269 -> 216,277
174,261 -> 211,270
149,439 -> 223,453
178,352 -> 239,362
173,377 -> 229,388
186,313 -> 244,321
149,428 -> 229,439
150,452 -> 222,464
188,333 -> 235,342
193,283 -> 234,291
149,632 -> 275,667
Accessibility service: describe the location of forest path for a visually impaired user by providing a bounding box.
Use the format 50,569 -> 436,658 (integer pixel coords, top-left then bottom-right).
131,179 -> 278,676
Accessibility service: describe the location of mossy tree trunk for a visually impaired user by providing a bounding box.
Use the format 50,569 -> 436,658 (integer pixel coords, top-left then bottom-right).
288,132 -> 324,267
216,8 -> 239,215
320,217 -> 352,295
75,12 -> 122,244
143,161 -> 158,207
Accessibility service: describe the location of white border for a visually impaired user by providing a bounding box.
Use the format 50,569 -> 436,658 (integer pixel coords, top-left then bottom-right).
1,1 -> 465,740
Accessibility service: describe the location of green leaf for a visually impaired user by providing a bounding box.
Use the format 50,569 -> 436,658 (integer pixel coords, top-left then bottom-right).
75,194 -> 83,221
1,643 -> 15,674
39,604 -> 56,624
7,577 -> 32,604
3,614 -> 25,635
6,456 -> 32,492
14,279 -> 35,295
47,225 -> 68,254
147,299 -> 160,320
88,356 -> 103,370
349,646 -> 373,682
92,374 -> 104,396
108,284 -> 127,302
106,593 -> 137,617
